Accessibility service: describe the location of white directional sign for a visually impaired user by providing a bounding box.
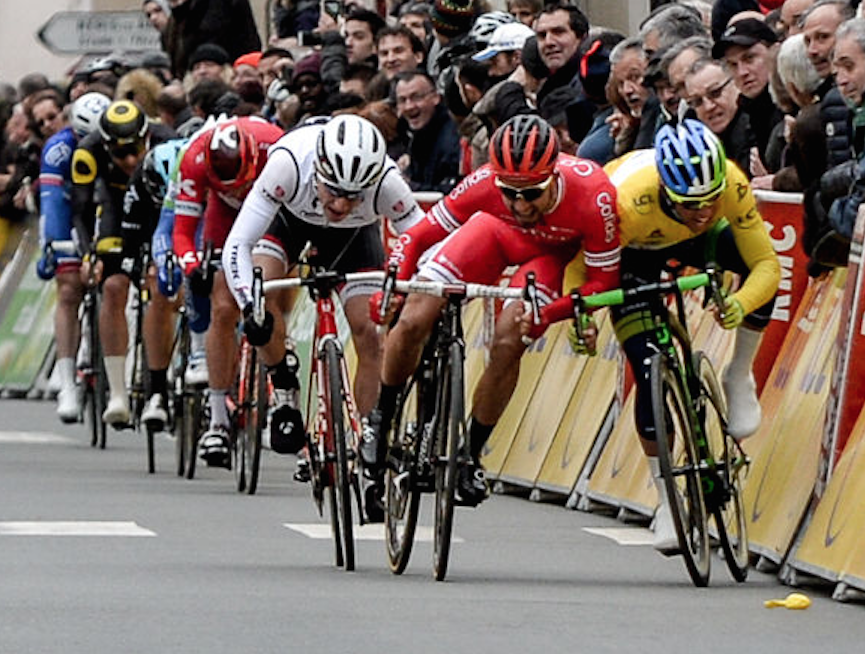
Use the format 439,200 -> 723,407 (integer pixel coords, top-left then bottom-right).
37,11 -> 161,54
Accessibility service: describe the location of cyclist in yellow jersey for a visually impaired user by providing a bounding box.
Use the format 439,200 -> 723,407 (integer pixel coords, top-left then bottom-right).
571,119 -> 780,553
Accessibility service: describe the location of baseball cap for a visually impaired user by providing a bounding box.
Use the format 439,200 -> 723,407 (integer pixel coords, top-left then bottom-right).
711,18 -> 778,59
473,23 -> 536,62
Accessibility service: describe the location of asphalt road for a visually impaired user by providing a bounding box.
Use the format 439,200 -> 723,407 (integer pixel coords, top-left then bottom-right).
1,398 -> 863,654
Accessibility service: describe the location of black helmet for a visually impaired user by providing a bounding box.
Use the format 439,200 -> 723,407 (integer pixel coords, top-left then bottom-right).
99,100 -> 148,146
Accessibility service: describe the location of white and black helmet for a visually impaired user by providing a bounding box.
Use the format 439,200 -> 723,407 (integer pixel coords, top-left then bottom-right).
69,92 -> 112,139
315,115 -> 387,193
470,11 -> 515,46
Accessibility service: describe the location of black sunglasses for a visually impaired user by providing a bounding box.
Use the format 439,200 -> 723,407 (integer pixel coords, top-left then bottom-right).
319,179 -> 363,200
110,141 -> 145,159
494,176 -> 554,202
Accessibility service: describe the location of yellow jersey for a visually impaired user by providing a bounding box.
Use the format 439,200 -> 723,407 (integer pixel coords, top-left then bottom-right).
601,149 -> 780,317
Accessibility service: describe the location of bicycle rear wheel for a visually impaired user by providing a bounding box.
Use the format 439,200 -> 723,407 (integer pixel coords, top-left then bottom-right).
325,340 -> 354,571
433,341 -> 464,582
90,304 -> 108,450
650,353 -> 710,587
696,353 -> 749,582
385,376 -> 423,574
183,391 -> 206,480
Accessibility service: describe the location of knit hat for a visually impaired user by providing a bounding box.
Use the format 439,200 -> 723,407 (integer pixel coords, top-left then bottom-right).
521,36 -> 549,81
290,51 -> 322,88
578,38 -> 612,101
431,0 -> 475,38
189,43 -> 230,68
234,51 -> 263,69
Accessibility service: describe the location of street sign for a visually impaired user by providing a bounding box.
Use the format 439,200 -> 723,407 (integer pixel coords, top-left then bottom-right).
37,11 -> 161,54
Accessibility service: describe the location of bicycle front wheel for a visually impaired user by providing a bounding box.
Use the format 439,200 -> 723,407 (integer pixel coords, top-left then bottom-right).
385,376 -> 422,574
325,340 -> 355,571
696,353 -> 749,582
650,353 -> 710,587
243,349 -> 266,495
433,341 -> 464,582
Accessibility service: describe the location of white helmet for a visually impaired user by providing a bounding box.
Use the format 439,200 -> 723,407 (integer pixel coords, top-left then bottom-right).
470,11 -> 515,46
70,92 -> 112,139
315,115 -> 387,193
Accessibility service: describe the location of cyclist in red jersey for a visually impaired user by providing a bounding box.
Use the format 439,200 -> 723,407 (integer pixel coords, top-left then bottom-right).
172,116 -> 286,468
368,115 -> 621,506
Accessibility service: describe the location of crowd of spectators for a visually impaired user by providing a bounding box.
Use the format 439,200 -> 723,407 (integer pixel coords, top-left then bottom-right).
3,0 -> 865,272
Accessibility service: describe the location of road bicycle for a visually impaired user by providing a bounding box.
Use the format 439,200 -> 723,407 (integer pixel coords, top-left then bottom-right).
126,243 -> 157,473
162,255 -> 209,479
381,271 -> 540,581
48,240 -> 107,449
261,263 -> 382,571
232,267 -> 267,494
571,264 -> 750,587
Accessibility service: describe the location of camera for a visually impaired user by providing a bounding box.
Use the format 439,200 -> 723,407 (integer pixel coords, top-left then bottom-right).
297,30 -> 323,47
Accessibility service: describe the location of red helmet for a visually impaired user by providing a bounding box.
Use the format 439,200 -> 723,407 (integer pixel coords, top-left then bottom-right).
488,115 -> 559,184
204,120 -> 259,192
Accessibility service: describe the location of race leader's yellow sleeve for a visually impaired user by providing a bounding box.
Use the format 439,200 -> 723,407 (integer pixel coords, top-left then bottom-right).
604,150 -> 780,317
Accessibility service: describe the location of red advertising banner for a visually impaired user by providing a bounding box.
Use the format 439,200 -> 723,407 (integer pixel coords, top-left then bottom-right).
753,191 -> 811,392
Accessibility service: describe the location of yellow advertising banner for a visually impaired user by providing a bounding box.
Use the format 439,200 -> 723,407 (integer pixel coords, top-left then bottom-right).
583,388 -> 656,515
788,414 -> 865,583
462,299 -> 486,401
481,323 -> 557,478
743,270 -> 847,563
535,317 -> 620,495
497,323 -> 588,488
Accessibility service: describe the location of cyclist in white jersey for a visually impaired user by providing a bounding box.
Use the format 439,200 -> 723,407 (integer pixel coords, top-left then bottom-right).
223,115 -> 423,480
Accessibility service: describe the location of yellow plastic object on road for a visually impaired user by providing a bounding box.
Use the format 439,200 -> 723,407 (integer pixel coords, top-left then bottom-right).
764,593 -> 812,610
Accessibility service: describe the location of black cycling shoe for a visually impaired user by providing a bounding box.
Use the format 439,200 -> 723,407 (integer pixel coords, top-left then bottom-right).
293,456 -> 311,483
269,391 -> 305,454
455,458 -> 489,507
359,409 -> 383,478
364,479 -> 385,523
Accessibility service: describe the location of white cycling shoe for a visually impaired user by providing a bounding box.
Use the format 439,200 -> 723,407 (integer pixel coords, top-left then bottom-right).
142,394 -> 168,431
722,368 -> 761,440
185,350 -> 209,386
102,395 -> 130,426
56,386 -> 82,424
652,503 -> 680,555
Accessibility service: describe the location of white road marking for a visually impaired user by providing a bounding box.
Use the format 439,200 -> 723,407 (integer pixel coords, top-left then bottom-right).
0,431 -> 76,445
583,527 -> 654,546
285,523 -> 464,543
0,521 -> 156,536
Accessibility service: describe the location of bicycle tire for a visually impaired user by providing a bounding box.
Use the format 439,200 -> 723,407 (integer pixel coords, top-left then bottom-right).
91,307 -> 108,450
243,348 -> 266,495
385,376 -> 423,574
184,391 -> 205,480
325,339 -> 355,571
173,378 -> 186,476
696,354 -> 749,582
433,341 -> 464,582
650,352 -> 710,587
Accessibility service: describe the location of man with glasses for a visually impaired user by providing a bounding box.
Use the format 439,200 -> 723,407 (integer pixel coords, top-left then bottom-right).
588,119 -> 779,552
70,100 -> 176,426
393,70 -> 460,194
368,115 -> 620,509
222,115 -> 423,481
684,58 -> 756,177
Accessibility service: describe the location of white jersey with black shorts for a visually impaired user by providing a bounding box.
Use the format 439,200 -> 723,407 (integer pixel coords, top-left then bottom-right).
223,120 -> 424,310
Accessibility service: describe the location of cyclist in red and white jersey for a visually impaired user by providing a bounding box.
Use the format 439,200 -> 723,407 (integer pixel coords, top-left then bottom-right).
222,115 -> 423,477
173,115 -> 285,468
370,114 -> 621,506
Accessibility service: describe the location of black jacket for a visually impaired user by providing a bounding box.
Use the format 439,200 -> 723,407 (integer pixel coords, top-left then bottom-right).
406,103 -> 461,195
165,0 -> 262,78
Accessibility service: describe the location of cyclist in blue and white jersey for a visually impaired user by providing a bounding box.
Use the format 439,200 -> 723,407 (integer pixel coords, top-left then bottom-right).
36,92 -> 111,423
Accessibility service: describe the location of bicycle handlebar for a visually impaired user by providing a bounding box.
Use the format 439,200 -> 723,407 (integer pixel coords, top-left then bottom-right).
391,278 -> 528,301
262,270 -> 386,293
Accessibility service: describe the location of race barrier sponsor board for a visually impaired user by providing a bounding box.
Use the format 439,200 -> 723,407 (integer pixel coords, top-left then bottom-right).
0,245 -> 57,393
754,191 -> 810,392
534,316 -> 619,495
743,269 -> 847,565
786,413 -> 865,587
